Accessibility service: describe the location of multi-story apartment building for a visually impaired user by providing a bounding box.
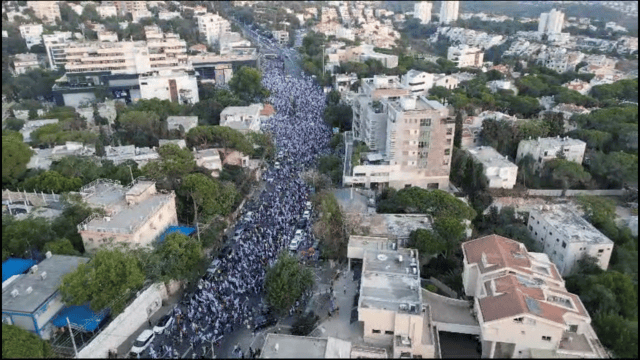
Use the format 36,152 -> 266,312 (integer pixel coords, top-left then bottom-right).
105,1 -> 147,16
77,179 -> 178,252
12,53 -> 40,75
462,234 -> 608,358
272,30 -> 289,46
96,4 -> 118,19
347,86 -> 455,190
439,0 -> 459,24
401,70 -> 434,94
19,24 -> 43,49
197,13 -> 231,47
539,9 -> 565,35
138,69 -> 199,105
27,1 -> 61,25
43,32 -> 74,70
527,205 -> 614,277
447,44 -> 484,68
537,48 -> 585,73
516,137 -> 587,172
414,1 -> 433,24
469,146 -> 518,189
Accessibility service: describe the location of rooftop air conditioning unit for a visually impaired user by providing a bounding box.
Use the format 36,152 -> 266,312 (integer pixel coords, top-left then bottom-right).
399,303 -> 408,311
29,265 -> 38,274
398,255 -> 403,262
40,272 -> 47,280
11,289 -> 19,297
105,217 -> 111,222
412,267 -> 417,275
26,286 -> 33,294
45,251 -> 52,259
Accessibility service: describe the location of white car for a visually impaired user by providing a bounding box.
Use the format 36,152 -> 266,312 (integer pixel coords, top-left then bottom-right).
153,314 -> 174,334
130,329 -> 155,356
244,211 -> 254,221
274,161 -> 281,169
302,210 -> 311,220
305,201 -> 312,210
294,229 -> 304,239
289,238 -> 300,251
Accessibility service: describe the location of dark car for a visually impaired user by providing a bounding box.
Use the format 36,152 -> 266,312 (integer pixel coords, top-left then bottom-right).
218,246 -> 233,259
296,219 -> 307,229
254,314 -> 277,331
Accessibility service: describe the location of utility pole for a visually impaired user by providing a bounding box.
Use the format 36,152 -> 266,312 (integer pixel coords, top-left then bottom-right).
67,317 -> 78,358
126,164 -> 134,184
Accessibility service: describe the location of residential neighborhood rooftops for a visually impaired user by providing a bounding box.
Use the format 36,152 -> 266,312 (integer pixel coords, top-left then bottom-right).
531,205 -> 614,245
469,146 -> 517,169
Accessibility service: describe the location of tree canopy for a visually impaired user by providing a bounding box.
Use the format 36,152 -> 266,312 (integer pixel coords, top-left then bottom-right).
186,125 -> 253,154
59,249 -> 145,314
156,233 -> 202,281
2,324 -> 54,359
2,133 -> 33,186
180,173 -> 238,224
312,191 -> 347,260
377,187 -> 476,220
228,66 -> 270,102
142,144 -> 196,188
265,252 -> 314,316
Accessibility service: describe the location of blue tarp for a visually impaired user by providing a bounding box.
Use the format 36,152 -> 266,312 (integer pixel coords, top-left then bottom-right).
51,304 -> 109,332
2,258 -> 37,282
157,225 -> 196,243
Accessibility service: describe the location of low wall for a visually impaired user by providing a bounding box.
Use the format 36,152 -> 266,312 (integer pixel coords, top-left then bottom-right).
76,283 -> 169,358
427,277 -> 458,299
526,189 -> 626,197
434,322 -> 481,335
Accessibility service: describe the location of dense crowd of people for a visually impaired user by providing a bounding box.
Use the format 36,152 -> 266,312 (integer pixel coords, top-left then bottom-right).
144,58 -> 331,358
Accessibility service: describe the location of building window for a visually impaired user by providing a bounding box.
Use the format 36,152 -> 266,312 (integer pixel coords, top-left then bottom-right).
598,249 -> 604,253
568,325 -> 578,333
542,336 -> 551,341
521,331 -> 526,335
529,225 -> 533,231
444,149 -> 450,156
513,317 -> 524,323
562,241 -> 566,248
420,119 -> 431,126
550,232 -> 553,236
405,184 -> 412,188
372,329 -> 381,334
446,128 -> 453,135
427,183 -> 439,189
385,330 -> 394,335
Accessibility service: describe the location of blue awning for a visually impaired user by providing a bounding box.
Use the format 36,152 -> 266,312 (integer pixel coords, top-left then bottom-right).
157,225 -> 196,243
2,258 -> 37,282
51,304 -> 109,332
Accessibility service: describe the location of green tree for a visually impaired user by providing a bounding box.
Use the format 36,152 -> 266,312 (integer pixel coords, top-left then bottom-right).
115,110 -> 162,147
59,249 -> 145,314
157,233 -> 202,281
228,66 -> 270,102
2,133 -> 33,186
265,252 -> 314,316
543,159 -> 592,189
2,324 -> 54,359
43,238 -> 80,256
22,171 -> 83,193
588,151 -> 638,188
432,216 -> 466,255
180,173 -> 238,224
3,118 -> 25,131
592,312 -> 638,359
142,144 -> 196,188
313,191 -> 347,260
2,216 -> 56,259
186,126 -> 253,154
377,187 -> 476,220
409,229 -> 446,257
317,155 -> 342,185
323,103 -> 353,131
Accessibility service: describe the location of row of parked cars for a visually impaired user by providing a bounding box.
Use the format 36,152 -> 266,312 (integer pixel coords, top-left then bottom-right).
129,314 -> 174,357
289,202 -> 314,252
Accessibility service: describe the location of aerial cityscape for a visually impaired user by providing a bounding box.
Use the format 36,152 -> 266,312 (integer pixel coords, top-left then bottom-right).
1,1 -> 638,359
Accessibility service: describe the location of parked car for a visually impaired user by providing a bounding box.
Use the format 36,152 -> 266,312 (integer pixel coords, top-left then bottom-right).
274,161 -> 281,169
129,329 -> 155,357
218,246 -> 233,259
254,314 -> 277,331
305,201 -> 312,210
302,210 -> 311,220
294,229 -> 304,239
153,314 -> 174,334
296,219 -> 307,229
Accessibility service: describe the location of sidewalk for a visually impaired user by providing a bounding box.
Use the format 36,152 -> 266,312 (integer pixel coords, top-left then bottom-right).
116,290 -> 184,357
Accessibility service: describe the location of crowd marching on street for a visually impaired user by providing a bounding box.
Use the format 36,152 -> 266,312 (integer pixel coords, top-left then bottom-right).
143,57 -> 332,358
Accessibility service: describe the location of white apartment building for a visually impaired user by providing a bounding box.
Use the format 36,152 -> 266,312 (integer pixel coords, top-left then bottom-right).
138,69 -> 199,105
12,53 -> 40,75
439,0 -> 459,24
107,1 -> 147,16
166,116 -> 198,134
447,45 -> 484,68
401,70 -> 434,94
77,179 -> 178,252
537,48 -> 584,73
433,73 -> 459,90
220,103 -> 264,134
27,1 -> 61,25
414,1 -> 433,24
272,30 -> 289,45
96,4 -> 118,19
528,205 -> 614,277
516,137 -> 586,172
103,145 -> 159,166
539,9 -> 565,35
19,24 -> 43,49
158,11 -> 181,21
194,148 -> 223,176
197,13 -> 231,47
462,235 -> 608,358
43,32 -> 74,70
131,8 -> 153,23
348,90 -> 455,190
469,146 -> 518,189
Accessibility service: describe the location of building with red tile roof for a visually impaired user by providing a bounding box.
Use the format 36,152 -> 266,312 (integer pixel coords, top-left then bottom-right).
462,235 -> 608,358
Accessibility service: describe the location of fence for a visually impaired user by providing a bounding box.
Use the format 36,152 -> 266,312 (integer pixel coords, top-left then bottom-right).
526,189 -> 627,197
2,189 -> 62,207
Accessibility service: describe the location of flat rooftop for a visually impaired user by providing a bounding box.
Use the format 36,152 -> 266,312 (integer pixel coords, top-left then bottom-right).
360,248 -> 422,313
532,205 -> 614,245
2,255 -> 89,314
469,146 -> 517,169
261,334 -> 328,358
520,136 -> 586,149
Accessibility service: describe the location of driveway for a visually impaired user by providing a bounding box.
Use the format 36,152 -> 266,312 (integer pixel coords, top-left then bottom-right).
438,331 -> 481,358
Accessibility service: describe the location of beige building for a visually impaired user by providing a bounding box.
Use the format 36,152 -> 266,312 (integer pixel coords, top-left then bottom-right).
348,236 -> 437,358
27,1 -> 61,25
19,23 -> 43,49
272,30 -> 289,45
77,179 -> 178,252
439,0 -> 459,24
414,2 -> 433,24
447,45 -> 484,68
12,53 -> 40,75
516,136 -> 587,172
96,4 -> 118,19
260,334 -> 352,358
348,77 -> 455,190
527,205 -> 614,277
138,69 -> 200,104
462,234 -> 608,358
